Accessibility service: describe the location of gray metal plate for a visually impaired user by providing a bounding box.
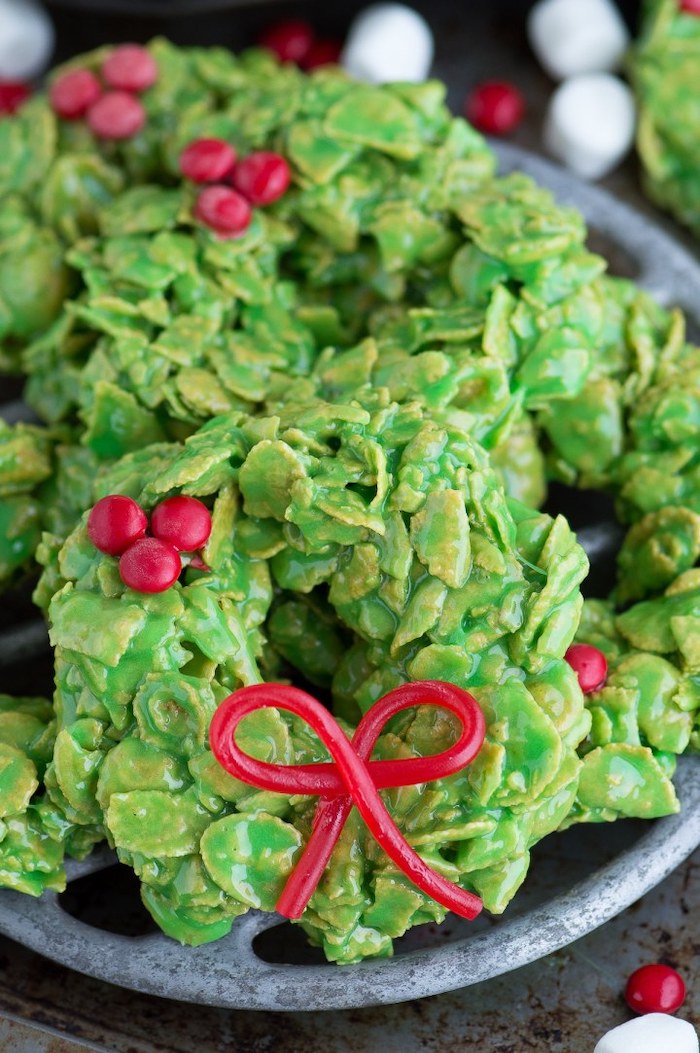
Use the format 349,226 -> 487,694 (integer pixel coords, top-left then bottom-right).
1,145 -> 699,1012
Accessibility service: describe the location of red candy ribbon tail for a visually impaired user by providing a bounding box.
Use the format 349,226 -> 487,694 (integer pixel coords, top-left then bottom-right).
276,797 -> 351,919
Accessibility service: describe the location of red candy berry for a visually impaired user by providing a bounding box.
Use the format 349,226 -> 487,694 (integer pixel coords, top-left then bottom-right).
87,495 -> 148,556
0,81 -> 31,115
102,44 -> 158,93
258,19 -> 315,64
232,152 -> 290,206
150,496 -> 212,553
180,138 -> 237,184
50,69 -> 102,119
565,643 -> 608,694
301,39 -> 343,70
87,91 -> 146,140
465,80 -> 525,136
681,0 -> 700,13
119,537 -> 182,593
194,185 -> 252,237
625,964 -> 686,1015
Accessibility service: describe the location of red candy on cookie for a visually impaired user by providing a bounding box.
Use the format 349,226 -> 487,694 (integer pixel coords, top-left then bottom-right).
180,138 -> 237,183
102,44 -> 158,93
50,69 -> 102,119
0,80 -> 31,115
301,39 -> 343,70
232,151 -> 291,206
465,80 -> 525,135
194,185 -> 252,237
87,495 -> 148,556
258,19 -> 315,64
150,496 -> 212,553
119,537 -> 182,593
565,643 -> 608,693
87,90 -> 146,139
625,964 -> 686,1015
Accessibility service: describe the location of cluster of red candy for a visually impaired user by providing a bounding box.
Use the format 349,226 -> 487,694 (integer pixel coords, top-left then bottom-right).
258,19 -> 342,71
87,494 -> 212,593
179,138 -> 290,238
48,44 -> 157,139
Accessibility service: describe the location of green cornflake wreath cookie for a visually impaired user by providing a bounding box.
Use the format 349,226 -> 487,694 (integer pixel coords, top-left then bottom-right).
0,39 -> 698,964
631,0 -> 700,235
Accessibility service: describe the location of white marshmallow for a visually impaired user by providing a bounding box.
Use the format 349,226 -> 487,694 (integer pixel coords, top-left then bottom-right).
594,1013 -> 699,1053
528,0 -> 630,81
543,73 -> 636,180
0,0 -> 54,80
340,3 -> 433,85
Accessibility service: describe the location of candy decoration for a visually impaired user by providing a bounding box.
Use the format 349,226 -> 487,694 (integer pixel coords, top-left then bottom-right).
194,185 -> 252,237
210,680 -> 486,919
87,90 -> 146,140
87,495 -> 148,556
543,73 -> 636,180
527,0 -> 630,81
565,643 -> 607,693
594,1013 -> 699,1053
0,79 -> 30,114
625,964 -> 687,1015
102,44 -> 158,93
340,3 -> 434,85
179,138 -> 237,184
465,80 -> 525,136
150,496 -> 212,553
681,0 -> 700,12
0,0 -> 54,81
49,68 -> 102,119
301,39 -> 343,70
231,152 -> 291,207
258,19 -> 315,65
119,537 -> 182,593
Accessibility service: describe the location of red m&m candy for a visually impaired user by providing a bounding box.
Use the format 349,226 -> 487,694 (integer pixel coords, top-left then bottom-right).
150,496 -> 212,553
50,69 -> 102,119
0,81 -> 31,115
681,0 -> 700,13
119,537 -> 182,593
180,138 -> 237,184
565,643 -> 608,693
87,495 -> 148,556
465,80 -> 525,136
102,44 -> 158,93
194,185 -> 252,237
625,964 -> 686,1015
301,39 -> 343,70
232,152 -> 291,206
87,91 -> 146,139
258,20 -> 315,64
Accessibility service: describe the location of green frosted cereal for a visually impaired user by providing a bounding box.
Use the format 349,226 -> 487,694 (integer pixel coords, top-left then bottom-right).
631,0 -> 700,235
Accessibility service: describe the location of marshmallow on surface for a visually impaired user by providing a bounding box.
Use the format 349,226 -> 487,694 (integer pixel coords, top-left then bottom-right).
544,73 -> 636,180
341,3 -> 433,85
594,1013 -> 699,1053
0,0 -> 54,80
528,0 -> 630,81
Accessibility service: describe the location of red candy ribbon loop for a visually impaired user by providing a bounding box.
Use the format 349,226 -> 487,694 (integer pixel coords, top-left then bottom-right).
209,680 -> 486,921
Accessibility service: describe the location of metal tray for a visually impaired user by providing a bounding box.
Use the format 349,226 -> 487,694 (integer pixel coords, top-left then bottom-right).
1,145 -> 699,1012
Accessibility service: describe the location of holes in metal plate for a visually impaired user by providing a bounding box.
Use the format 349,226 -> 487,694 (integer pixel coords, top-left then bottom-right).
253,921 -> 329,966
58,863 -> 158,937
586,226 -> 640,280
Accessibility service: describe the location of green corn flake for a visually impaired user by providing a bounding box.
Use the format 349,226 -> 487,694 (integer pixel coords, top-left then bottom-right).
200,812 -> 302,909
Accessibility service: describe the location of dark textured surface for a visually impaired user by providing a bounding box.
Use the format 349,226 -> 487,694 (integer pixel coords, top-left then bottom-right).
1,0 -> 699,1047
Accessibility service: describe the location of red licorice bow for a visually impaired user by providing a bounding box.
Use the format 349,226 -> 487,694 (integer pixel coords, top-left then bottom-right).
209,680 -> 486,920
